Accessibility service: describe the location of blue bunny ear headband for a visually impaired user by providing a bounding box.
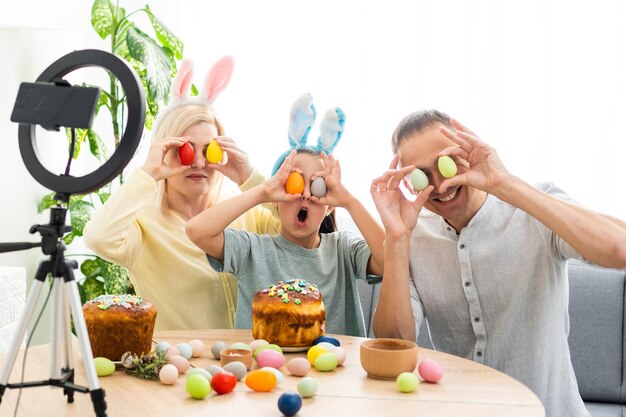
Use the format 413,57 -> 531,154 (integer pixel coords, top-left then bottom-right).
271,93 -> 346,175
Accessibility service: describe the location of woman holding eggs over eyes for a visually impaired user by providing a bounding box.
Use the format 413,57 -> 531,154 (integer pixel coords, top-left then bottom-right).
84,56 -> 280,331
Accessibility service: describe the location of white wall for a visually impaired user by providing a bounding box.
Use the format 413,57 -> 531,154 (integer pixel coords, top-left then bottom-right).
1,0 -> 626,345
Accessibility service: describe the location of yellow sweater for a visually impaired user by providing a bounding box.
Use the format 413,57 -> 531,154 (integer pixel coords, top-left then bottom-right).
83,168 -> 279,330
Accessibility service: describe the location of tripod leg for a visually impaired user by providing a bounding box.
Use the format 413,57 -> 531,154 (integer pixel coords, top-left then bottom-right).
61,287 -> 75,403
0,279 -> 46,402
64,278 -> 107,417
50,279 -> 64,381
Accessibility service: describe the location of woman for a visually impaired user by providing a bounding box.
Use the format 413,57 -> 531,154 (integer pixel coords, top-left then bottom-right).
84,57 -> 279,330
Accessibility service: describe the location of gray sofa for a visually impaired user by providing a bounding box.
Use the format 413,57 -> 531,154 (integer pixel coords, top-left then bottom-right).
357,260 -> 626,416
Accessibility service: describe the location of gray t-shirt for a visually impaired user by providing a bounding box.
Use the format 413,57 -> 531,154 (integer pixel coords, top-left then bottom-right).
409,182 -> 588,417
208,229 -> 372,337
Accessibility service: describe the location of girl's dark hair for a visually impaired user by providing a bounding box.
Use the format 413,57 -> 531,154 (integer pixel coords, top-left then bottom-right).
391,109 -> 452,153
320,211 -> 337,233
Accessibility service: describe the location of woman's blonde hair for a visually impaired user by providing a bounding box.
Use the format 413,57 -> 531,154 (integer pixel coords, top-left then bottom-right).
151,104 -> 225,214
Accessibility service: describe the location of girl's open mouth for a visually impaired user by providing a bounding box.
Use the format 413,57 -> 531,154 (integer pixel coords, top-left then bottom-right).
296,207 -> 309,226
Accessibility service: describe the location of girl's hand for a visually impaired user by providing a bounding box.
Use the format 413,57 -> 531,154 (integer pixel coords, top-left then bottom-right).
370,155 -> 433,238
438,119 -> 512,195
310,152 -> 350,207
206,136 -> 253,185
141,137 -> 190,181
261,150 -> 302,202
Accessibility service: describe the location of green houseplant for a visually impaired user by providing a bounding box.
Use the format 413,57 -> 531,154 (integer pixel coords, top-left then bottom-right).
37,0 -> 184,303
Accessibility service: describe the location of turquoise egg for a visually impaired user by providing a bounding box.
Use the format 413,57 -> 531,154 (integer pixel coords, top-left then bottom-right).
410,169 -> 429,190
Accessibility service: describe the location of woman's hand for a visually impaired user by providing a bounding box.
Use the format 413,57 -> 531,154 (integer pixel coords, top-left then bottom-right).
141,137 -> 190,181
438,119 -> 513,195
371,155 -> 433,238
207,136 -> 253,185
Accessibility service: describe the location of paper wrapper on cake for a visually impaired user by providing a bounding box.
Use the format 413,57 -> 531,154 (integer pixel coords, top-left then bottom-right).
82,294 -> 157,361
252,279 -> 325,347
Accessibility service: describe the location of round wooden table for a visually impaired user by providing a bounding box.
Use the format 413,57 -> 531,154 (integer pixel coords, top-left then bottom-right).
1,329 -> 544,417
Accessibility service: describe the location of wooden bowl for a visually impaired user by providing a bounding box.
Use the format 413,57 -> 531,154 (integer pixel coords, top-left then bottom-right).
220,348 -> 253,369
360,338 -> 418,380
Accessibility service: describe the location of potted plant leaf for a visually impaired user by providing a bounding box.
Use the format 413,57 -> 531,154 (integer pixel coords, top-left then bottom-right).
37,0 -> 184,303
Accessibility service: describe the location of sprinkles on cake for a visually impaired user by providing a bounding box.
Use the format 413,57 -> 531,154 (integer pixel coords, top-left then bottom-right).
87,294 -> 145,310
264,280 -> 319,304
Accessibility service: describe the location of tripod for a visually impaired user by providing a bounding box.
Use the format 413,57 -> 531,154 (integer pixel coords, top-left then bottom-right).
0,204 -> 107,417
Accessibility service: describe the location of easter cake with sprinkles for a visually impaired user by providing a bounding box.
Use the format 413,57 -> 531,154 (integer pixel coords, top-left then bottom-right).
252,279 -> 325,347
83,294 -> 157,361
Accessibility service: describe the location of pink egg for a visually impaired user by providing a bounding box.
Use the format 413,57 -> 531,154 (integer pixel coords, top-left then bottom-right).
159,364 -> 179,385
167,354 -> 190,374
189,339 -> 206,357
333,346 -> 347,366
418,359 -> 443,383
165,345 -> 181,357
286,357 -> 311,377
255,349 -> 286,369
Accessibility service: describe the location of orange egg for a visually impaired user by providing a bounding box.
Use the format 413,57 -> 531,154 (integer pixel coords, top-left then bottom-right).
245,369 -> 277,392
285,172 -> 305,194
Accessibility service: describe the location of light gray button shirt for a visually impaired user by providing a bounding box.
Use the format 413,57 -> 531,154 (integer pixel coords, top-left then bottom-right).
410,183 -> 589,417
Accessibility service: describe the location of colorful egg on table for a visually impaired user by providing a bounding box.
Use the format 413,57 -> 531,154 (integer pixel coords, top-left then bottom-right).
438,156 -> 457,178
159,364 -> 179,385
188,368 -> 213,382
167,355 -> 190,374
245,369 -> 277,392
186,373 -> 211,399
206,365 -> 224,376
253,343 -> 282,358
189,339 -> 205,357
410,168 -> 429,191
261,366 -> 284,385
176,342 -> 193,359
307,345 -> 328,365
211,371 -> 237,395
155,341 -> 171,354
256,349 -> 286,369
313,335 -> 340,347
94,357 -> 115,376
277,392 -> 302,417
314,352 -> 338,372
316,342 -> 336,351
396,372 -> 420,393
332,346 -> 347,366
211,341 -> 227,359
229,342 -> 252,351
223,361 -> 247,380
165,345 -> 180,357
418,359 -> 443,383
249,339 -> 269,352
286,357 -> 311,377
297,377 -> 318,398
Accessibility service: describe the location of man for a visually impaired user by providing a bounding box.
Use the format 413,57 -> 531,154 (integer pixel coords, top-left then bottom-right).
370,110 -> 626,417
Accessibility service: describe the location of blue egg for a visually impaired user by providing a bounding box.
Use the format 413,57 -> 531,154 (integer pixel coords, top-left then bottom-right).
277,392 -> 302,417
313,335 -> 340,347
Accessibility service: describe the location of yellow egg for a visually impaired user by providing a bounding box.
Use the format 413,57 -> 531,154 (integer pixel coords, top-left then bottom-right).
438,156 -> 457,178
307,345 -> 328,365
206,139 -> 223,164
285,172 -> 305,194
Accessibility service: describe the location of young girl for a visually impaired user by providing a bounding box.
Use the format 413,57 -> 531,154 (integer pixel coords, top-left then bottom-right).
186,94 -> 384,337
84,57 -> 280,331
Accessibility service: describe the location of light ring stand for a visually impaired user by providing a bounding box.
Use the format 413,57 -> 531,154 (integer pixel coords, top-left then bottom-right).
18,49 -> 145,195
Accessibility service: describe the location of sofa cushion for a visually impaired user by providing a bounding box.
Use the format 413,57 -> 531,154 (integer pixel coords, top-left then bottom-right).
567,260 -> 625,403
584,402 -> 624,417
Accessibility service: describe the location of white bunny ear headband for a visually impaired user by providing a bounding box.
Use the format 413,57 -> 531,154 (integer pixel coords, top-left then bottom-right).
271,93 -> 346,175
152,55 -> 235,132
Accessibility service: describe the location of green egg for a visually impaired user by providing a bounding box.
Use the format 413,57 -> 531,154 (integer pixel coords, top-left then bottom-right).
229,342 -> 252,351
438,156 -> 457,178
94,357 -> 115,377
396,372 -> 420,393
253,343 -> 282,358
186,373 -> 211,399
297,377 -> 318,398
410,169 -> 429,191
313,352 -> 338,372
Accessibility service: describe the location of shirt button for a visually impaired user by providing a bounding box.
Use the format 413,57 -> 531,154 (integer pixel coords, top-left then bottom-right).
464,282 -> 470,287
459,244 -> 466,249
447,227 -> 451,231
477,351 -> 482,357
474,317 -> 480,322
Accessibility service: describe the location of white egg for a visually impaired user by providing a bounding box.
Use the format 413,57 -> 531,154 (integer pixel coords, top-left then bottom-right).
189,339 -> 206,357
333,346 -> 347,365
311,177 -> 326,198
261,366 -> 284,385
159,364 -> 179,385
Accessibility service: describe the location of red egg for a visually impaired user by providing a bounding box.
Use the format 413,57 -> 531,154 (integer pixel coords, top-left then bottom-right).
211,370 -> 237,394
178,142 -> 195,165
